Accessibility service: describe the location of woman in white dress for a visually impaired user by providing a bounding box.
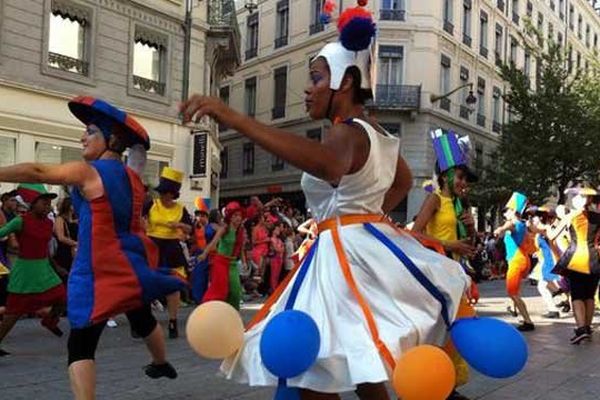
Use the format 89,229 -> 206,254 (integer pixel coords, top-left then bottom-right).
180,4 -> 469,399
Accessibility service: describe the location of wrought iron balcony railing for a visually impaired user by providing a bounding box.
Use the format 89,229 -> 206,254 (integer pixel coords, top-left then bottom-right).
309,22 -> 324,35
274,36 -> 288,49
440,98 -> 451,112
444,20 -> 454,35
380,9 -> 406,21
372,84 -> 421,110
133,75 -> 165,95
460,105 -> 470,119
272,105 -> 285,119
492,120 -> 502,133
480,45 -> 488,58
245,47 -> 258,60
48,52 -> 89,76
477,113 -> 486,127
463,33 -> 472,47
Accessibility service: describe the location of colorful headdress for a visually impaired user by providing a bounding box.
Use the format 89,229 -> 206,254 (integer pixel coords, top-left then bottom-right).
155,167 -> 184,195
224,201 -> 244,223
430,129 -> 478,182
314,1 -> 376,95
68,96 -> 150,150
195,197 -> 211,213
505,192 -> 528,215
16,183 -> 57,205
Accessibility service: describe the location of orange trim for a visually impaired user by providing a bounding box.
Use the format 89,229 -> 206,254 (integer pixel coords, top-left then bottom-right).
317,214 -> 385,232
330,224 -> 397,370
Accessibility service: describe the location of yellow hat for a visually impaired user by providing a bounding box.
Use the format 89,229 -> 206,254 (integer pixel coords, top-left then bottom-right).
160,167 -> 184,184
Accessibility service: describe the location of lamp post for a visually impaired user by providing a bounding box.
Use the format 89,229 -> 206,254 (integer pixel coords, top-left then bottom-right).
244,0 -> 258,13
431,82 -> 478,112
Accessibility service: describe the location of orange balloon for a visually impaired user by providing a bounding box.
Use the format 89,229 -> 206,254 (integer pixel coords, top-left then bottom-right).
393,345 -> 456,400
456,296 -> 476,319
186,301 -> 244,359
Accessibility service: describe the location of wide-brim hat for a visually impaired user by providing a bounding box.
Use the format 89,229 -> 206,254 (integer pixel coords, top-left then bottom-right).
431,129 -> 478,183
155,167 -> 183,194
16,183 -> 57,205
564,187 -> 598,197
68,96 -> 150,150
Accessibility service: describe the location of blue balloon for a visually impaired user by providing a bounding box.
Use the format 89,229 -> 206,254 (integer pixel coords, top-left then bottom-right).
274,384 -> 301,400
450,317 -> 528,378
260,310 -> 320,379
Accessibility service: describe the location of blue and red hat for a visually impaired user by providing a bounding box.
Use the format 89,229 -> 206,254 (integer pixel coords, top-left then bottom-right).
68,96 -> 150,150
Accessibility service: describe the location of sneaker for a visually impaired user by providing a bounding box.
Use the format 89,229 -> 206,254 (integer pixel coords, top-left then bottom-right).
507,306 -> 518,317
107,319 -> 118,328
586,325 -> 593,336
41,316 -> 63,337
517,322 -> 535,332
144,362 -> 178,379
168,319 -> 178,339
0,348 -> 10,357
151,300 -> 165,313
558,301 -> 571,313
542,311 -> 560,319
447,390 -> 471,399
570,327 -> 591,345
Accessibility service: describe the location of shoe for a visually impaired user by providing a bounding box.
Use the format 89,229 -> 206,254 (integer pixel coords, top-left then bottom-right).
447,389 -> 471,399
107,319 -> 118,328
551,289 -> 565,297
151,300 -> 165,313
542,311 -> 560,319
586,325 -> 593,335
41,316 -> 63,337
507,306 -> 518,317
557,300 -> 571,313
570,327 -> 591,345
168,319 -> 178,339
144,362 -> 178,379
517,322 -> 535,332
0,348 -> 10,356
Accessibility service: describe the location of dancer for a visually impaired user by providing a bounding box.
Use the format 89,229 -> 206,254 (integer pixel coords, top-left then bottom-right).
494,192 -> 536,331
412,130 -> 477,400
181,3 -> 469,398
0,97 -> 184,398
202,202 -> 245,310
53,197 -> 78,281
190,209 -> 223,303
268,222 -> 285,293
551,188 -> 600,344
0,184 -> 66,356
144,166 -> 193,339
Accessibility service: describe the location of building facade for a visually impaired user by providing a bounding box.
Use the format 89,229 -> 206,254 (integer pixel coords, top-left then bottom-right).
0,0 -> 240,208
219,0 -> 600,221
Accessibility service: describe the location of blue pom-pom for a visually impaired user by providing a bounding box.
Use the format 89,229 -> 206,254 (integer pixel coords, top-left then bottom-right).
339,17 -> 376,51
319,13 -> 331,25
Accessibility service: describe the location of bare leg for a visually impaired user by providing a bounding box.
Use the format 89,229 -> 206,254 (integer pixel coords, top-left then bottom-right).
166,292 -> 180,321
300,389 -> 340,400
572,300 -> 587,328
69,360 -> 96,400
511,295 -> 533,324
355,383 -> 390,400
585,299 -> 595,327
0,313 -> 20,343
143,324 -> 166,364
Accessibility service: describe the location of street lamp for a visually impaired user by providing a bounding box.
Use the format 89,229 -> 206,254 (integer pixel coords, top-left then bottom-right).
244,0 -> 258,13
431,82 -> 478,112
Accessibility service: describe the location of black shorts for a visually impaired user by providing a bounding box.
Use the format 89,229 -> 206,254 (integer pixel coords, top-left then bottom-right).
568,271 -> 600,301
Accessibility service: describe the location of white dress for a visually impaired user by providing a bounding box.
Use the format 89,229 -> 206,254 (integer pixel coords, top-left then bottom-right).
222,119 -> 468,393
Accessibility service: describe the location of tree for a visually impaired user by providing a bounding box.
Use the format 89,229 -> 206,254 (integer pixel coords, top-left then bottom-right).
478,23 -> 600,206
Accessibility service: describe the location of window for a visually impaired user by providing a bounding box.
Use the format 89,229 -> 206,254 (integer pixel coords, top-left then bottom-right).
0,136 -> 16,168
549,0 -> 555,11
380,123 -> 401,137
378,46 -> 404,85
524,51 -> 531,80
271,154 -> 285,171
510,36 -> 518,64
557,32 -> 563,48
595,33 -> 598,49
307,128 -> 322,141
569,5 -> 574,30
475,143 -> 484,173
479,11 -> 488,57
36,141 -> 81,196
443,0 -> 454,34
492,86 -> 502,133
511,0 -> 519,24
242,143 -> 255,175
275,0 -> 289,48
244,77 -> 257,117
220,147 -> 228,178
47,1 -> 91,78
381,0 -> 406,21
219,86 -> 230,131
272,66 -> 287,119
577,51 -> 581,69
548,23 -> 554,42
477,78 -> 486,127
246,13 -> 259,60
497,0 -> 505,13
133,28 -> 167,96
459,66 -> 470,120
526,1 -> 532,17
568,45 -> 573,73
578,14 -> 583,39
142,159 -> 169,189
440,55 -> 451,112
310,0 -> 325,35
462,0 -> 472,46
495,24 -> 503,65
559,0 -> 565,19
586,24 -> 591,47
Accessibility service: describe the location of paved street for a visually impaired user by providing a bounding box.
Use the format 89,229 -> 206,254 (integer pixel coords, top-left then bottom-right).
1,280 -> 599,399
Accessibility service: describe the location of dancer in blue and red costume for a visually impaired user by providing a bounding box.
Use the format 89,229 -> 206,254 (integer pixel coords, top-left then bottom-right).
0,96 -> 184,399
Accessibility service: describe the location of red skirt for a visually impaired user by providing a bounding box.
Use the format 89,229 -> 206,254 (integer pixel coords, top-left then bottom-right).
6,284 -> 66,315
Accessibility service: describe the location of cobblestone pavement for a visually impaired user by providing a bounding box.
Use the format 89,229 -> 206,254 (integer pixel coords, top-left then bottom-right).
1,280 -> 599,399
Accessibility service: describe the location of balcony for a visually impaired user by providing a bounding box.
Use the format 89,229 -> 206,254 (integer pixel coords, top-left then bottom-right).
512,12 -> 520,25
272,105 -> 285,119
497,0 -> 505,12
444,20 -> 454,35
245,47 -> 258,60
460,105 -> 470,120
477,113 -> 486,127
440,98 -> 451,112
492,120 -> 502,133
380,9 -> 406,21
309,22 -> 324,35
463,33 -> 472,47
480,45 -> 488,58
207,0 -> 241,75
371,84 -> 421,110
48,52 -> 89,76
274,36 -> 288,49
495,52 -> 503,67
133,75 -> 165,96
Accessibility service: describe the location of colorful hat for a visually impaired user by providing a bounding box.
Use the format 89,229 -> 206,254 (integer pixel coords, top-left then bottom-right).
224,201 -> 244,222
155,167 -> 184,194
68,96 -> 150,150
194,197 -> 211,212
564,187 -> 598,196
505,192 -> 528,215
314,1 -> 376,96
16,183 -> 58,205
430,129 -> 478,182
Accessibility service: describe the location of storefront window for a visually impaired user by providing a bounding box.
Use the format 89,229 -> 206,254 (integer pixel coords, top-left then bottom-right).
35,142 -> 81,197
